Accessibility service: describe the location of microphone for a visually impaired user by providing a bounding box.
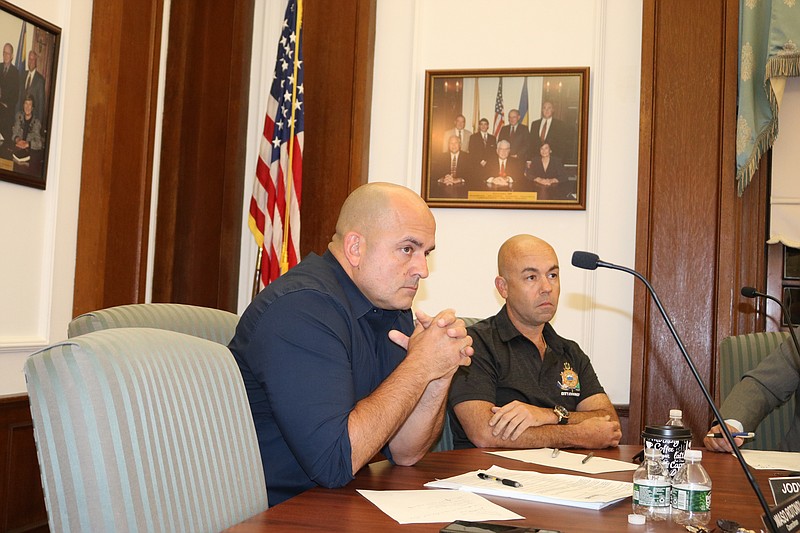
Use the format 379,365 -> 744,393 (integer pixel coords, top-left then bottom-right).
572,251 -> 779,532
740,286 -> 800,366
741,286 -> 759,299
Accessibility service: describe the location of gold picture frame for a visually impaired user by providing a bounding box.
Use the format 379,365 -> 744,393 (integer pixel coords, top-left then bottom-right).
421,68 -> 589,210
0,1 -> 60,190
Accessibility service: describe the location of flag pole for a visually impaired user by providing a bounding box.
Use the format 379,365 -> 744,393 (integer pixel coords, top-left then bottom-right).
280,0 -> 303,275
472,78 -> 479,133
251,246 -> 263,300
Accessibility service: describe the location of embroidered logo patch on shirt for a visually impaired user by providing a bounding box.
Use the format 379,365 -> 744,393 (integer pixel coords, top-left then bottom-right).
557,362 -> 581,392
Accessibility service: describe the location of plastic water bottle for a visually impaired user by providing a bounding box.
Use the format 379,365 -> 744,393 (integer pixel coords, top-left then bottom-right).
632,447 -> 671,521
671,449 -> 711,527
666,409 -> 684,426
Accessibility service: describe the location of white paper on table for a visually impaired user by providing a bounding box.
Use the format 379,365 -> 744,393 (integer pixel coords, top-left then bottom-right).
356,489 -> 524,525
425,465 -> 632,510
740,449 -> 800,470
488,448 -> 639,474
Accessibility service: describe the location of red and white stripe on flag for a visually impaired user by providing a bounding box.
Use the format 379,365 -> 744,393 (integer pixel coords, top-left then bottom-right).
249,0 -> 304,288
493,77 -> 505,137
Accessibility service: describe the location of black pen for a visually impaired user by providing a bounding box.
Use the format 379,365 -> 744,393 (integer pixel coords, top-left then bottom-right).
477,472 -> 523,488
581,452 -> 595,464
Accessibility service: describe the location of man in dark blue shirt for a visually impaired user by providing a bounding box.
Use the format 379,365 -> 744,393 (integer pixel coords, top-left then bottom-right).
229,182 -> 474,506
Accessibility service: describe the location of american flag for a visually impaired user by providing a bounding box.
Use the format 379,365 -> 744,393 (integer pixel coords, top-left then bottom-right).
492,78 -> 504,137
249,0 -> 304,289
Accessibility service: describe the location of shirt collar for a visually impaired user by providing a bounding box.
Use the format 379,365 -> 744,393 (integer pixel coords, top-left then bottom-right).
494,305 -> 562,351
322,250 -> 400,322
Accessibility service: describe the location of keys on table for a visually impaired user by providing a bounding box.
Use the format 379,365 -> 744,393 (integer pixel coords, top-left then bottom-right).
683,519 -> 757,533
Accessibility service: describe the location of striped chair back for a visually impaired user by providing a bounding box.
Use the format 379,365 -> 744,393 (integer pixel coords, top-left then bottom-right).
68,303 -> 239,345
431,317 -> 483,453
719,331 -> 793,451
25,328 -> 267,532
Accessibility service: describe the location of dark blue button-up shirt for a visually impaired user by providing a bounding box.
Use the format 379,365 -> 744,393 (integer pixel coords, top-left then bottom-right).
229,251 -> 413,506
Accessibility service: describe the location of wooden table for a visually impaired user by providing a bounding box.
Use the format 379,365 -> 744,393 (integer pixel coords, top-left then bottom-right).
225,445 -> 786,532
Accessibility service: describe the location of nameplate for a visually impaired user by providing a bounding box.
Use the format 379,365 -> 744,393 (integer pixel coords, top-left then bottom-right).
467,191 -> 538,202
765,493 -> 800,533
771,476 -> 800,506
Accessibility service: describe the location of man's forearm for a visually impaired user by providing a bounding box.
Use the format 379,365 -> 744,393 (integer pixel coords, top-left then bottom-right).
348,357 -> 432,473
474,421 -> 607,449
388,376 -> 451,462
456,399 -> 620,450
569,406 -> 619,425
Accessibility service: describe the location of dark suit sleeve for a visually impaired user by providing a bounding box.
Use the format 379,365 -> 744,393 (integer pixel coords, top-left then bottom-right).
720,330 -> 800,433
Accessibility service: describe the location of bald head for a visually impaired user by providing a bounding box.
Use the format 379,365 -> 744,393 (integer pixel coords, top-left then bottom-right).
498,234 -> 556,278
496,234 -> 560,331
329,182 -> 436,309
331,182 -> 432,248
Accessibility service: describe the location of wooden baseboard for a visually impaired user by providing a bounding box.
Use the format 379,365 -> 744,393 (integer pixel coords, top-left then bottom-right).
0,394 -> 48,532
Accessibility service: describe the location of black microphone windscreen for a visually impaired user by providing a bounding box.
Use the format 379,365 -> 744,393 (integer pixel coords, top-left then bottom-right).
571,251 -> 600,271
741,286 -> 758,298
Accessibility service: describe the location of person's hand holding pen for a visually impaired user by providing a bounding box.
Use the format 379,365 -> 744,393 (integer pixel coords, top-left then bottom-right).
703,422 -> 746,453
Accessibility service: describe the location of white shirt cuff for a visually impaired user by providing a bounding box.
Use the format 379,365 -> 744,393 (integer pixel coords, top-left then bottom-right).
725,419 -> 744,432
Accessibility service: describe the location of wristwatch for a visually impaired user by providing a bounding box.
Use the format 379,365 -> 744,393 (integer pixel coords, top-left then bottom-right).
554,405 -> 570,425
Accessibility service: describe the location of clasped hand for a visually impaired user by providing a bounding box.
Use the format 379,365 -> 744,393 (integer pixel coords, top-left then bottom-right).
438,175 -> 463,186
388,309 -> 473,380
489,401 -> 555,440
487,176 -> 512,187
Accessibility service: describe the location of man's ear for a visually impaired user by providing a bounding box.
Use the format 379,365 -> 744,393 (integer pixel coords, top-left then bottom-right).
343,231 -> 363,267
495,275 -> 508,299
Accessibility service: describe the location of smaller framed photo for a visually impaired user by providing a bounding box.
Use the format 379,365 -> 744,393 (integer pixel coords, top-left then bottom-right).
0,1 -> 61,190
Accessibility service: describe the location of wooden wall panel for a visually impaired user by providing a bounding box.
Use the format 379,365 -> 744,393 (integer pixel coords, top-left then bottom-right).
151,0 -> 254,310
0,395 -> 47,532
630,0 -> 767,444
74,0 -> 376,314
300,0 -> 376,257
72,0 -> 164,317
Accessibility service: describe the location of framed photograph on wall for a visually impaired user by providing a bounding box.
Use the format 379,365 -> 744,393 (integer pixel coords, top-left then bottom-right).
421,68 -> 589,210
0,1 -> 60,190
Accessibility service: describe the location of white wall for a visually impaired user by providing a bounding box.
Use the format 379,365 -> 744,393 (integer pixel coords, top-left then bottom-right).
0,0 -> 92,394
368,0 -> 643,404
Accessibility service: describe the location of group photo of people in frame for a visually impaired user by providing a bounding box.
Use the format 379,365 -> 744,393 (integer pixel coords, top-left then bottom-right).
0,2 -> 59,189
422,68 -> 588,210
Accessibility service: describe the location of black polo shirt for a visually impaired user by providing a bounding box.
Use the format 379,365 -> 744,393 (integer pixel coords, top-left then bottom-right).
448,305 -> 605,449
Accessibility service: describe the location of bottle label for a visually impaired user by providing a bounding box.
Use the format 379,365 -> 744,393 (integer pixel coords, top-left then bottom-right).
671,486 -> 711,512
633,482 -> 671,507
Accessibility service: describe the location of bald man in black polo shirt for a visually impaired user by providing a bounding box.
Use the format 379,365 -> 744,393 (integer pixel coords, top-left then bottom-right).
448,234 -> 621,450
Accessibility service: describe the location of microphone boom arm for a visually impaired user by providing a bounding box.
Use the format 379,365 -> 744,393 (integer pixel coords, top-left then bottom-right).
745,288 -> 800,369
597,261 -> 779,532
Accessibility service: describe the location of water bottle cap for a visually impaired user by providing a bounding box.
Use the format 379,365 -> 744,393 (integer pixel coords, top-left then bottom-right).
669,409 -> 682,418
685,449 -> 702,461
628,514 -> 646,525
643,447 -> 663,459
